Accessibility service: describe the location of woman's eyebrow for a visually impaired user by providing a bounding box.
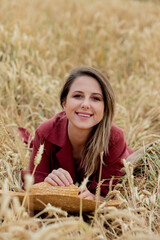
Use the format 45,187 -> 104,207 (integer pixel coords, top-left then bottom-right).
72,91 -> 83,93
72,91 -> 103,97
92,93 -> 103,96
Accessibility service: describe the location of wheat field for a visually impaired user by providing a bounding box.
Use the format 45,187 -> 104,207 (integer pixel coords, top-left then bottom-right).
0,0 -> 160,239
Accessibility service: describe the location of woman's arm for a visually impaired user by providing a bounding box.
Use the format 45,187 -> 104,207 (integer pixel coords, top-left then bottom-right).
21,129 -> 51,184
78,186 -> 104,201
88,126 -> 134,196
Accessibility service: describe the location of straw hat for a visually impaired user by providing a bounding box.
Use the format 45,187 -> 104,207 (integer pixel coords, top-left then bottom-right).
0,182 -> 122,213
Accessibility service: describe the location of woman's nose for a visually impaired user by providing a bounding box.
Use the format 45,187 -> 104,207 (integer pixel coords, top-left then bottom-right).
81,98 -> 90,109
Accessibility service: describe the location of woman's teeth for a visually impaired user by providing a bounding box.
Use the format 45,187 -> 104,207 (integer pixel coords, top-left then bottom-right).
77,113 -> 91,117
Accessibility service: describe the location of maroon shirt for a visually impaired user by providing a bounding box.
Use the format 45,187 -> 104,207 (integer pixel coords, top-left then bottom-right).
22,111 -> 133,196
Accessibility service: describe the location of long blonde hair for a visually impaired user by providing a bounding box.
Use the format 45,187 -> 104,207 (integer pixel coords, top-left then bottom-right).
60,66 -> 115,176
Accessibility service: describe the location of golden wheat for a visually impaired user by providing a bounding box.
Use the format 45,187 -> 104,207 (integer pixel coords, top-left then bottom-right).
0,0 -> 160,239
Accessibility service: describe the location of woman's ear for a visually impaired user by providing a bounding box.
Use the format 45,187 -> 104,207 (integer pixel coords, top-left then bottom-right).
62,101 -> 66,109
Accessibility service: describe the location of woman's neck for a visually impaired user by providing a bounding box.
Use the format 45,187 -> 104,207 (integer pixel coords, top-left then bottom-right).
67,122 -> 92,150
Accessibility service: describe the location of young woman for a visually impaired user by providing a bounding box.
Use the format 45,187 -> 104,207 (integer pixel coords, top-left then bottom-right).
21,66 -> 134,200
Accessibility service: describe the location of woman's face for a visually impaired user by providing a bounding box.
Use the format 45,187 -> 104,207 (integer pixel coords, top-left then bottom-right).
63,75 -> 105,134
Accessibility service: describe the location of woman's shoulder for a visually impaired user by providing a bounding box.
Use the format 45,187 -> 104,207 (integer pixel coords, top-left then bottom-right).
103,123 -> 131,164
36,111 -> 67,138
109,123 -> 125,146
18,111 -> 68,147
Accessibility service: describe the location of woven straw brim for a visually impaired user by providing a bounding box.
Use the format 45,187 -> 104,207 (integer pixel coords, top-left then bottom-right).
0,190 -> 122,213
28,193 -> 100,212
0,182 -> 123,213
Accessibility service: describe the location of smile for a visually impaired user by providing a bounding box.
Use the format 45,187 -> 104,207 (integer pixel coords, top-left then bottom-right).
76,112 -> 93,118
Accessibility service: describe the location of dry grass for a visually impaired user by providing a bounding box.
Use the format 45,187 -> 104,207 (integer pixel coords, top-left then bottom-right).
0,0 -> 160,239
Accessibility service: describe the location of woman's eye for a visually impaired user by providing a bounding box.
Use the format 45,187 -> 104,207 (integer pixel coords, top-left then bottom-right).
92,97 -> 101,101
73,94 -> 82,98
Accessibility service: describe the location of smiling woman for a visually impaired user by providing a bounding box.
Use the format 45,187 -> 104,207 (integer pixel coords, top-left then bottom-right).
21,66 -> 134,200
63,76 -> 104,138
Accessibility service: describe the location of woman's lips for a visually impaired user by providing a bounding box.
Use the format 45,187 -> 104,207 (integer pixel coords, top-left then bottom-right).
76,112 -> 93,118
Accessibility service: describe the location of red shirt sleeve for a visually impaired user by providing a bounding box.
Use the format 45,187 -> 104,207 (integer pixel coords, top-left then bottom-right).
21,129 -> 51,185
88,125 -> 134,196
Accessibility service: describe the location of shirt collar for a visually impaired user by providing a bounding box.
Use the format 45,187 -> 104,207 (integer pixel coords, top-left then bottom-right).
44,111 -> 69,148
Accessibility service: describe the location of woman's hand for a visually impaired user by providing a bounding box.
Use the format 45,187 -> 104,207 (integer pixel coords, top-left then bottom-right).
44,168 -> 73,186
78,186 -> 95,200
78,186 -> 105,201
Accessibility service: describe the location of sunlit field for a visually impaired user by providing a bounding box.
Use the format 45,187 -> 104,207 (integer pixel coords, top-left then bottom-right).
0,0 -> 160,239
